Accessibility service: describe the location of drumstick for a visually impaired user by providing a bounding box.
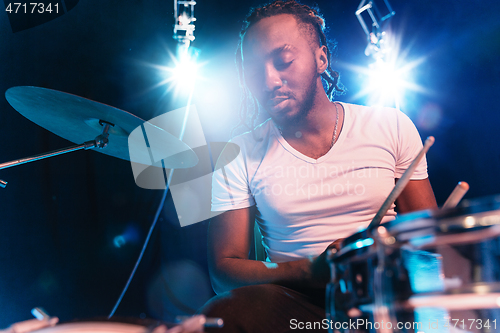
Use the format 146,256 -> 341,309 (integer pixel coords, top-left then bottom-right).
368,136 -> 435,230
441,181 -> 469,209
31,308 -> 49,320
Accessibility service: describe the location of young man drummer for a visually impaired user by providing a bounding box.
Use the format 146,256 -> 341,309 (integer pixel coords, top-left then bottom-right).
201,0 -> 437,331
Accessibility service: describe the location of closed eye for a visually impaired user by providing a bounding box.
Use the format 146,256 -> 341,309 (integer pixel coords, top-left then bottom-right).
275,59 -> 293,70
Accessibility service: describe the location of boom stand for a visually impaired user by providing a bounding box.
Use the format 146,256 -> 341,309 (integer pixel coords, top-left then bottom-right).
0,121 -> 114,188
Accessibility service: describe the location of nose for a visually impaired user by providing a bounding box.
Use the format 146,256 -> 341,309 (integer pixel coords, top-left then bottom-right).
263,64 -> 282,92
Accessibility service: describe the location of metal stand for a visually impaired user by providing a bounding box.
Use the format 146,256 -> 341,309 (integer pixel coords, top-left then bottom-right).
0,121 -> 113,188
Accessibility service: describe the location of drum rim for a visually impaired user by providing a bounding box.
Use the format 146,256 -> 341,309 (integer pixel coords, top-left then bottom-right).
386,194 -> 500,236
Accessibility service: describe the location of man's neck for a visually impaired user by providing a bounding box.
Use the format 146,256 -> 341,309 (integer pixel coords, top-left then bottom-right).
277,88 -> 343,159
281,89 -> 337,137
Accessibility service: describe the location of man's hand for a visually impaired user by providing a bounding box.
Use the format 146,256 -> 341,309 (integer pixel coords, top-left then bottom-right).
209,207 -> 347,292
310,238 -> 344,287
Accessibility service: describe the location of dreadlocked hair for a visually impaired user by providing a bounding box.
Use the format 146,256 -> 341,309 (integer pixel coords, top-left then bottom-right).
233,0 -> 343,138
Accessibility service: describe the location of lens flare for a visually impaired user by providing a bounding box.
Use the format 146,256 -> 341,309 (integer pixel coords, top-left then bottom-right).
342,30 -> 429,110
139,44 -> 204,99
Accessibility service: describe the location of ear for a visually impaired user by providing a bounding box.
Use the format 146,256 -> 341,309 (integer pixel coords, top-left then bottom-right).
316,45 -> 328,74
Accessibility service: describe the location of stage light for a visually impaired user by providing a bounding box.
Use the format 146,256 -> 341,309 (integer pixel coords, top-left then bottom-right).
173,49 -> 199,91
171,0 -> 198,96
135,0 -> 200,99
365,58 -> 409,108
174,0 -> 196,48
142,0 -> 200,98
356,0 -> 395,61
144,46 -> 201,99
352,0 -> 429,109
345,37 -> 426,110
354,0 -> 428,109
160,47 -> 200,96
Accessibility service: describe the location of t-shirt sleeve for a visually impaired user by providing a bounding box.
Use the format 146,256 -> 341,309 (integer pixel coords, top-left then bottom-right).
394,110 -> 428,179
211,140 -> 255,212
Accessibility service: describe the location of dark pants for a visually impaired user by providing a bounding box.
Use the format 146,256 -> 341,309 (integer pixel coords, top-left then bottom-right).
199,284 -> 328,332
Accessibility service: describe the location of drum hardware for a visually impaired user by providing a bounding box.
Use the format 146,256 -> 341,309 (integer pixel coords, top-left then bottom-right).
387,223 -> 500,249
369,181 -> 472,327
0,86 -> 198,187
369,196 -> 500,332
403,292 -> 500,311
326,139 -> 476,332
0,118 -> 113,187
326,231 -> 387,333
325,135 -> 482,333
360,289 -> 500,312
325,138 -> 437,332
1,86 -> 201,323
325,132 -> 436,332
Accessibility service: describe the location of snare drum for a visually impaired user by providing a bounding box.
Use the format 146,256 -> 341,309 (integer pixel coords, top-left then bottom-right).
374,195 -> 500,332
326,228 -> 415,333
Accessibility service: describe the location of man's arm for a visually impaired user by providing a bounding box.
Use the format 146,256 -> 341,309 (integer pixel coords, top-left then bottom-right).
395,178 -> 437,214
207,206 -> 329,294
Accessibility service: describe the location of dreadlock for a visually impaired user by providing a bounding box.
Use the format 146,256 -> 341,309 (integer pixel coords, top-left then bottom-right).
233,0 -> 344,137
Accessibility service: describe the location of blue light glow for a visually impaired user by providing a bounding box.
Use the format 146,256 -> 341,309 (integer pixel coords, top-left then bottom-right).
113,235 -> 126,248
344,31 -> 429,110
158,46 -> 201,98
140,44 -> 204,99
355,238 -> 375,249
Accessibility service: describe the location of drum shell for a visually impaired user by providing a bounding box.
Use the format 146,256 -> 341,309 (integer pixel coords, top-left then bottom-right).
327,230 -> 414,333
375,196 -> 500,332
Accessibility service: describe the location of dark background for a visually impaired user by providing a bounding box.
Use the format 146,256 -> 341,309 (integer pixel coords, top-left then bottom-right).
0,0 -> 499,327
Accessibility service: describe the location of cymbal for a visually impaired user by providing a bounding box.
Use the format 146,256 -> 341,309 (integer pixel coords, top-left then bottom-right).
5,86 -> 198,169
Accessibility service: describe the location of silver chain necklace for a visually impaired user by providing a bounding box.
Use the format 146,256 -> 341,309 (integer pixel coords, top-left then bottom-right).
278,102 -> 340,149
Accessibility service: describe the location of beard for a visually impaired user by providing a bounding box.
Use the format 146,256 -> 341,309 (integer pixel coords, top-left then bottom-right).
294,73 -> 318,122
275,72 -> 319,127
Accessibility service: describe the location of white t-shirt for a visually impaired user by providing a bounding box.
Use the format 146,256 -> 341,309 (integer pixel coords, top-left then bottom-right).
211,103 -> 428,262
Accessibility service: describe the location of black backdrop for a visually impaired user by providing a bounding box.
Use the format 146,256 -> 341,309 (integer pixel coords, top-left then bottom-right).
0,0 -> 499,326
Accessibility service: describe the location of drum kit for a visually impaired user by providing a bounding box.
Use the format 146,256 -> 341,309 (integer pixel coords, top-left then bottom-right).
0,86 -> 216,332
0,86 -> 199,187
2,314 -> 216,333
327,163 -> 500,331
3,86 -> 500,333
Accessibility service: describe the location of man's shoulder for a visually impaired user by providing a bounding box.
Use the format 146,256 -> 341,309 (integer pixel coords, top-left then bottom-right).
343,102 -> 401,118
343,102 -> 412,128
215,119 -> 275,167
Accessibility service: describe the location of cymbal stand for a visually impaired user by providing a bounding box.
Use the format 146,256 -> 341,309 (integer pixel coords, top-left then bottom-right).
0,121 -> 114,188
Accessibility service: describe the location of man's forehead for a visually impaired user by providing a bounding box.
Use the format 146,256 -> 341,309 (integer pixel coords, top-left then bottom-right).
242,14 -> 307,58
